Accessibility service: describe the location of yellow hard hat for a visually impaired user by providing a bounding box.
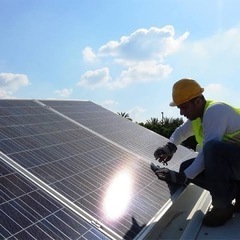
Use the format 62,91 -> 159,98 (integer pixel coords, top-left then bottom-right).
170,78 -> 204,106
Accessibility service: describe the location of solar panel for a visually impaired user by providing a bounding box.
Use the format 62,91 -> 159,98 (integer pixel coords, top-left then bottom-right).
0,158 -> 110,240
0,99 -> 196,239
40,100 -> 194,169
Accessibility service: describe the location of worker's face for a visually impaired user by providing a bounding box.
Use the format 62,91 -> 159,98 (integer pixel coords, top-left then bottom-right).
177,98 -> 201,120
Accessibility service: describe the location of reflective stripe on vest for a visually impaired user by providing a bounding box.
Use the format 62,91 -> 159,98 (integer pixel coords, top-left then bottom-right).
192,100 -> 240,146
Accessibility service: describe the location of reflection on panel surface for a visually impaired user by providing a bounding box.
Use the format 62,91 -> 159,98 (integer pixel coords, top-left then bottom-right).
0,159 -> 109,240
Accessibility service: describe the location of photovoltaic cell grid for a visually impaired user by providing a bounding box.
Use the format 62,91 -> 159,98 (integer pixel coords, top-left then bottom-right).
0,99 -> 196,239
41,100 -> 195,170
0,159 -> 109,240
40,100 -> 162,160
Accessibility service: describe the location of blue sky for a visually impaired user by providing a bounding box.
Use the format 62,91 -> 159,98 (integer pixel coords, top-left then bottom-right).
1,0 -> 240,122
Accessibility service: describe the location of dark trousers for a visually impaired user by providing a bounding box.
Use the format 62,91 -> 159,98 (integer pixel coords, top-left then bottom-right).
179,140 -> 240,208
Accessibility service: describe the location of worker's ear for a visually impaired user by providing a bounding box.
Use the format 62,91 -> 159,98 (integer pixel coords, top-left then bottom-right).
195,97 -> 202,105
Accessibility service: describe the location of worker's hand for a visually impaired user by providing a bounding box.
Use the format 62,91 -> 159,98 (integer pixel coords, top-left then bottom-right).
154,142 -> 177,165
151,164 -> 186,185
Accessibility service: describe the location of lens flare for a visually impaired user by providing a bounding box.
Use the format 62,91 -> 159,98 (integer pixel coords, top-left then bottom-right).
103,171 -> 132,220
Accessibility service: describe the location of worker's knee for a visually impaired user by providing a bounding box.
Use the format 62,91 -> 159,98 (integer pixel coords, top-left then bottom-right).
179,158 -> 195,172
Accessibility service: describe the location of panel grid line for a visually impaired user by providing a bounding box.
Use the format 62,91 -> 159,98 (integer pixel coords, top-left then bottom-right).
0,152 -> 120,240
35,99 -> 150,164
0,99 -> 197,239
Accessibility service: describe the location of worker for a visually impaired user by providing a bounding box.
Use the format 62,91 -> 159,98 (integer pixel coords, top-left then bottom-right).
153,78 -> 240,227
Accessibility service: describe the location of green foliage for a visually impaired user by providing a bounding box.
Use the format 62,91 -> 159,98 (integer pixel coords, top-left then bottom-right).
140,116 -> 197,150
141,117 -> 184,138
117,112 -> 132,121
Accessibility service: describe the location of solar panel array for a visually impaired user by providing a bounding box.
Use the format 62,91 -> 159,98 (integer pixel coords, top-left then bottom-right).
0,99 -> 196,239
40,100 -> 192,165
0,158 -> 109,240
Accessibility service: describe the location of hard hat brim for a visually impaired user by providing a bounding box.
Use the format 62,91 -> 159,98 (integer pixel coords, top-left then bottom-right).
169,90 -> 204,107
169,101 -> 177,107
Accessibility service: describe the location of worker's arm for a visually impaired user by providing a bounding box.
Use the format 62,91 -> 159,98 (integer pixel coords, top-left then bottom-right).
169,119 -> 194,146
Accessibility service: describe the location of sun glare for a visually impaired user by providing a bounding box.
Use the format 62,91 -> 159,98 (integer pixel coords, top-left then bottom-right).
103,170 -> 133,220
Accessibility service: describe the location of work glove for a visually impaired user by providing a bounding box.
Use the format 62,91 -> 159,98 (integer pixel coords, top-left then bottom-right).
151,163 -> 187,185
154,142 -> 177,165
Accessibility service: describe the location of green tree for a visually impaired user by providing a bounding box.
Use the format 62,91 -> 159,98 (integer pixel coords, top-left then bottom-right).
144,118 -> 161,133
117,112 -> 132,121
141,116 -> 197,150
142,116 -> 183,138
160,117 -> 184,138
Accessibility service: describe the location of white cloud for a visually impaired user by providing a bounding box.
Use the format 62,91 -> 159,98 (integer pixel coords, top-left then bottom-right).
98,25 -> 189,61
204,83 -> 224,99
203,83 -> 238,104
205,83 -> 224,94
77,67 -> 112,89
82,47 -> 97,63
111,61 -> 172,88
54,88 -> 73,98
79,25 -> 189,89
102,99 -> 119,108
0,73 -> 30,98
209,27 -> 240,55
128,106 -> 146,122
0,89 -> 13,98
173,27 -> 240,76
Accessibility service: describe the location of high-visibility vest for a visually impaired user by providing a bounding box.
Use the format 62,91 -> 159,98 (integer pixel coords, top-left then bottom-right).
192,100 -> 240,146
